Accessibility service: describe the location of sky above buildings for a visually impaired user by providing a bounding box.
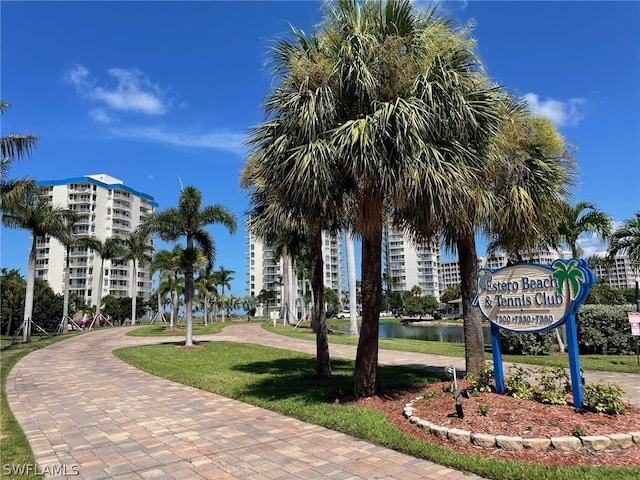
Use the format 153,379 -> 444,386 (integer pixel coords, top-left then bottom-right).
2,1 -> 639,296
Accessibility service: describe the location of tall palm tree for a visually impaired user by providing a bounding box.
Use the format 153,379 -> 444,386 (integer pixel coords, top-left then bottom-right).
79,237 -> 125,328
557,201 -> 612,258
211,266 -> 235,322
120,232 -> 152,325
608,212 -> 640,264
194,272 -> 218,325
2,197 -> 77,342
325,0 -> 501,395
1,101 -> 38,212
137,186 -> 236,346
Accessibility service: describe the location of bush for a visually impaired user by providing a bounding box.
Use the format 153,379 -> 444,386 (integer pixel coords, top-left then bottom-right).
503,365 -> 534,400
499,329 -> 555,355
465,363 -> 494,393
533,367 -> 570,405
577,304 -> 636,355
583,382 -> 627,414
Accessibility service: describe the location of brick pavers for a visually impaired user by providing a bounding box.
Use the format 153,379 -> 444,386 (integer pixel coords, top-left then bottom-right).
6,327 -> 485,479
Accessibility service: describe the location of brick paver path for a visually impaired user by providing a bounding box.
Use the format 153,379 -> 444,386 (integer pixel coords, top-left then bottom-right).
7,325 -> 486,480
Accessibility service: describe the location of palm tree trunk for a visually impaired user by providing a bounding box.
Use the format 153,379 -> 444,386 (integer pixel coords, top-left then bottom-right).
171,288 -> 179,328
287,255 -> 296,324
346,229 -> 358,336
22,246 -> 37,343
458,227 -> 485,373
310,226 -> 331,378
94,259 -> 105,328
62,246 -> 71,333
131,260 -> 138,325
353,221 -> 382,397
184,239 -> 195,346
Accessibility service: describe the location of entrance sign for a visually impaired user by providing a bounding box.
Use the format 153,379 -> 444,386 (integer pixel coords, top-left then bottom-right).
472,258 -> 594,409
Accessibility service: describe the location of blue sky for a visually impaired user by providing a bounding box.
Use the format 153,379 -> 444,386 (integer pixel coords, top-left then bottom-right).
2,1 -> 639,297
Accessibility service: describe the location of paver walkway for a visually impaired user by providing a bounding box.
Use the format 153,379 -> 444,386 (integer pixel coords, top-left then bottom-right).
6,323 -> 640,479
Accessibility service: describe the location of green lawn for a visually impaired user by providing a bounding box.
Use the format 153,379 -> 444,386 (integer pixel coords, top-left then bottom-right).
115,339 -> 639,480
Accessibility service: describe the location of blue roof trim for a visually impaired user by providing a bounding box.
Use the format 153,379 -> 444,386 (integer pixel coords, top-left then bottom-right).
36,176 -> 155,203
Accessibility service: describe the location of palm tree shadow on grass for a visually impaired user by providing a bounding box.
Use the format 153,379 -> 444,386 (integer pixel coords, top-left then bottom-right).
232,357 -> 444,404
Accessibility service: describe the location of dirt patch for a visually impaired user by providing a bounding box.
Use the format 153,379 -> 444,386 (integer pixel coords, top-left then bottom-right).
343,381 -> 640,467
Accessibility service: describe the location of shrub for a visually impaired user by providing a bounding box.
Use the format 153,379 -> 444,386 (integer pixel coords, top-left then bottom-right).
533,367 -> 570,405
499,330 -> 555,355
465,363 -> 494,393
577,304 -> 636,355
478,404 -> 489,416
503,365 -> 534,400
583,381 -> 627,414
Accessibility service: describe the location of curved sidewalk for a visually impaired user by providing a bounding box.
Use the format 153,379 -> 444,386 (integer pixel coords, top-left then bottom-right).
7,325 -> 485,480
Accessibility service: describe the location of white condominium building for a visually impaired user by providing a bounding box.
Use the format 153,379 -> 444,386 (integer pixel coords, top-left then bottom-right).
589,254 -> 638,289
383,225 -> 440,299
245,228 -> 344,318
36,174 -> 156,307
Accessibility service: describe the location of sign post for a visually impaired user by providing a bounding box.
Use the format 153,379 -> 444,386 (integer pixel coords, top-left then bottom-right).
472,258 -> 594,409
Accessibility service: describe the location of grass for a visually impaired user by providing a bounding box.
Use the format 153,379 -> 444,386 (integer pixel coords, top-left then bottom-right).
264,323 -> 640,374
115,339 -> 640,480
0,333 -> 79,480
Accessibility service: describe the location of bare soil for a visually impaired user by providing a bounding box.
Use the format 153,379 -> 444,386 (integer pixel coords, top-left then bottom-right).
344,381 -> 640,467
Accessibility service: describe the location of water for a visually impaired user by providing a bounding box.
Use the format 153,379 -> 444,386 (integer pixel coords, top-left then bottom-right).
336,321 -> 492,346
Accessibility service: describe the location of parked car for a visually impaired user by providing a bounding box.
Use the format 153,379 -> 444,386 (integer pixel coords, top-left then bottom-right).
335,310 -> 355,319
379,310 -> 393,317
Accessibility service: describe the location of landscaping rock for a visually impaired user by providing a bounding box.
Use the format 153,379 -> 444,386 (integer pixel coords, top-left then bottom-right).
580,435 -> 611,451
471,433 -> 496,448
522,438 -> 551,450
551,436 -> 582,452
496,435 -> 523,451
447,428 -> 471,445
607,433 -> 634,449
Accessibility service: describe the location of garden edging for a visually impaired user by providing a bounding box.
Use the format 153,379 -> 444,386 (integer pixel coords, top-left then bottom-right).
403,396 -> 640,452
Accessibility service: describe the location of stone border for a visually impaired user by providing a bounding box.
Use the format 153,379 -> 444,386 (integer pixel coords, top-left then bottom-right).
403,396 -> 640,452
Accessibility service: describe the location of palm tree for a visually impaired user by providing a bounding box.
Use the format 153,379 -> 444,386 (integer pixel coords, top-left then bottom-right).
79,237 -> 125,328
246,0 -> 503,394
2,197 -> 77,342
1,101 -> 38,212
211,266 -> 235,322
242,294 -> 260,318
120,232 -> 152,325
59,229 -> 80,334
194,272 -> 218,325
151,246 -> 185,328
608,212 -> 640,263
557,201 -> 612,258
137,186 -> 236,346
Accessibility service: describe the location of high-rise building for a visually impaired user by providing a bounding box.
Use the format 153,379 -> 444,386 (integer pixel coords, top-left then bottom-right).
245,228 -> 345,318
438,249 -> 573,294
36,174 -> 156,307
589,253 -> 638,289
383,225 -> 440,299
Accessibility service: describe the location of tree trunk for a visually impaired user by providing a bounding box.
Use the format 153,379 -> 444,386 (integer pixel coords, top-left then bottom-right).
171,286 -> 179,329
281,253 -> 290,325
184,239 -> 195,346
458,227 -> 485,373
287,255 -> 296,324
310,226 -> 331,378
94,259 -> 105,328
131,260 -> 138,325
353,222 -> 382,397
346,229 -> 359,336
23,245 -> 37,343
62,246 -> 71,333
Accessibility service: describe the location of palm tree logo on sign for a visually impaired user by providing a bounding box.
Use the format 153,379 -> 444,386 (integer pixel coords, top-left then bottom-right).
472,258 -> 594,409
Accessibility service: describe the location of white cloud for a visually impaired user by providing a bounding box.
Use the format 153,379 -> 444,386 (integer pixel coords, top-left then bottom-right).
89,108 -> 117,124
576,233 -> 609,258
108,126 -> 247,155
64,64 -> 169,117
523,93 -> 587,127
